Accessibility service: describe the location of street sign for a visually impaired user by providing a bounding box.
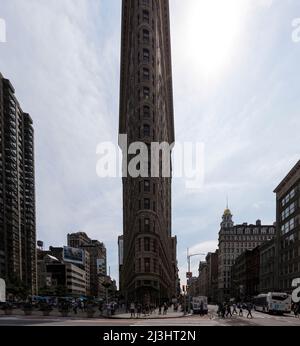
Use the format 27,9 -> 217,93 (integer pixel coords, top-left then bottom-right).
186,272 -> 193,279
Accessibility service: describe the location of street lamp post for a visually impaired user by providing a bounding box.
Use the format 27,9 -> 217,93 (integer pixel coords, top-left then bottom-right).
186,249 -> 206,314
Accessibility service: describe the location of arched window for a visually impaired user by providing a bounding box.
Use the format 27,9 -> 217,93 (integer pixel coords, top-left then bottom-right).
143,124 -> 150,137
143,29 -> 150,43
143,105 -> 150,117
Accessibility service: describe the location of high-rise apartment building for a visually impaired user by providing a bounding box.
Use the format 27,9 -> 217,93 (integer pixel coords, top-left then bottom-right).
0,73 -> 37,294
274,160 -> 300,293
218,208 -> 275,302
119,0 -> 177,304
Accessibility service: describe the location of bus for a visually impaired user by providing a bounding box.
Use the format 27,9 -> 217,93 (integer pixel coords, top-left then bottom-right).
253,292 -> 292,315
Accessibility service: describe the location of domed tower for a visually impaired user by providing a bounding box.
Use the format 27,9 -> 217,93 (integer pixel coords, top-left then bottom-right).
218,206 -> 234,302
220,208 -> 234,229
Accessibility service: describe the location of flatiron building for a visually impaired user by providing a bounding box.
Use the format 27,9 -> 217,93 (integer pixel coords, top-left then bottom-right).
119,0 -> 177,304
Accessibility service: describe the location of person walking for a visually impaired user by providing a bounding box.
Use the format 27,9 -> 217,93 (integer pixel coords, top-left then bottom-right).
232,303 -> 238,315
247,303 -> 253,319
72,301 -> 78,315
221,304 -> 226,319
294,303 -> 300,318
200,301 -> 204,317
163,302 -> 168,315
137,304 -> 142,319
130,302 -> 135,318
226,304 -> 232,318
239,303 -> 243,317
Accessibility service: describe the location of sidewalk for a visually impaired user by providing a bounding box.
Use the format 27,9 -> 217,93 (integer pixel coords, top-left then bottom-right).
107,310 -> 187,319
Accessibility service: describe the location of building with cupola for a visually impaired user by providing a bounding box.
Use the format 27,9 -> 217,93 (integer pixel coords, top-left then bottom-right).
217,208 -> 276,302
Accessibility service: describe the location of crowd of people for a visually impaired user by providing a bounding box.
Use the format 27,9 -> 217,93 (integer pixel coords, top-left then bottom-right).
128,302 -> 173,318
217,302 -> 254,319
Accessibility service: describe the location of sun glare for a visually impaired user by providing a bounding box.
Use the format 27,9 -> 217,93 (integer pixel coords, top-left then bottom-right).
184,0 -> 246,78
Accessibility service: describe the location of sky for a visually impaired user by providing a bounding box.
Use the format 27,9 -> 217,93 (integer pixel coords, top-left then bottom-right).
0,0 -> 300,287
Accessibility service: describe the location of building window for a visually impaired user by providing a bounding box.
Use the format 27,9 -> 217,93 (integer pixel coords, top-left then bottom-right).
144,218 -> 150,232
144,237 -> 150,251
144,258 -> 150,273
143,10 -> 149,23
143,67 -> 150,80
143,29 -> 150,43
143,48 -> 150,62
153,239 -> 157,253
281,218 -> 295,234
141,0 -> 149,6
144,198 -> 150,209
282,188 -> 296,207
281,202 -> 296,221
143,105 -> 150,118
143,87 -> 150,99
153,258 -> 157,273
144,180 -> 150,192
143,124 -> 150,137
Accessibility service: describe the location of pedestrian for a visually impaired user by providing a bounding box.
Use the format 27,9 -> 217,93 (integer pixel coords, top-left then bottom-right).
137,304 -> 142,319
221,304 -> 226,319
232,303 -> 238,315
111,303 -> 115,316
294,303 -> 299,318
159,304 -> 162,315
247,303 -> 253,319
239,304 -> 243,317
163,302 -> 168,315
130,302 -> 135,318
200,301 -> 204,317
98,302 -> 103,316
226,304 -> 232,318
73,301 -> 78,315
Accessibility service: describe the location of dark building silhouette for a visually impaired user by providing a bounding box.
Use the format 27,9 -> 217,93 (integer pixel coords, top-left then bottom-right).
0,73 -> 37,294
274,160 -> 300,293
231,247 -> 260,300
118,0 -> 177,304
259,238 -> 276,293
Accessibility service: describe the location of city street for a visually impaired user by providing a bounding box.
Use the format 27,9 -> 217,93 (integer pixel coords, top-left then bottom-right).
0,306 -> 299,326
